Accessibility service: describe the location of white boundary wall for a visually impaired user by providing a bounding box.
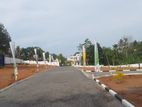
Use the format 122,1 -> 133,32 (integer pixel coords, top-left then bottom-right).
120,64 -> 142,68
5,57 -> 59,66
74,63 -> 142,68
5,57 -> 24,64
24,60 -> 60,66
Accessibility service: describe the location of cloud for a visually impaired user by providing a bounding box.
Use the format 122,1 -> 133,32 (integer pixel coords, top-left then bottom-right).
0,0 -> 142,56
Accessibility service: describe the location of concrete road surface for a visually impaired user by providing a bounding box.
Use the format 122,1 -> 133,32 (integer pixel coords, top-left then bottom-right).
0,67 -> 123,107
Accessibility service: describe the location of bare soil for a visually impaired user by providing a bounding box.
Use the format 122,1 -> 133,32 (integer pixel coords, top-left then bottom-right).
0,64 -> 54,89
99,75 -> 142,107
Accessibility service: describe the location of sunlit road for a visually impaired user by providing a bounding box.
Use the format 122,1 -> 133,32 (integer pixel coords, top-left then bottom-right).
0,67 -> 123,107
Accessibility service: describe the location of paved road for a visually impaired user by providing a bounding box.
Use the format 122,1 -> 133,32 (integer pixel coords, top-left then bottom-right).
0,67 -> 123,107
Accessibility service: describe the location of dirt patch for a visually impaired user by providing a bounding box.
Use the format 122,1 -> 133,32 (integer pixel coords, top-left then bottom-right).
0,64 -> 54,89
98,75 -> 142,107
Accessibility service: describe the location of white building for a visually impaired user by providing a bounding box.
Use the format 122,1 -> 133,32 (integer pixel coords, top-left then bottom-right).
67,52 -> 82,66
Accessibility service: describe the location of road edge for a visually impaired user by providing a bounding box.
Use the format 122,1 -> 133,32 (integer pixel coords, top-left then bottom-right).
81,70 -> 135,107
0,70 -> 46,93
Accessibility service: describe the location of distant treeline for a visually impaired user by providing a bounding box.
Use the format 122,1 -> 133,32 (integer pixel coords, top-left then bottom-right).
78,38 -> 142,66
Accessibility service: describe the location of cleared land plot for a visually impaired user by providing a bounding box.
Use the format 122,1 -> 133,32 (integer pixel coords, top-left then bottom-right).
99,75 -> 142,107
0,64 -> 54,89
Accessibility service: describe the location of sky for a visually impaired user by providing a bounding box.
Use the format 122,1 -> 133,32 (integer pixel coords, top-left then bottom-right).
0,0 -> 142,57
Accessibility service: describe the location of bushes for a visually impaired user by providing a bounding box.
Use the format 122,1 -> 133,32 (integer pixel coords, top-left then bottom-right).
113,71 -> 124,83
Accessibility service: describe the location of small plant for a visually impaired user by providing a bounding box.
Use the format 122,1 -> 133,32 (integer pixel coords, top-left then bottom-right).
111,67 -> 115,70
113,71 -> 124,83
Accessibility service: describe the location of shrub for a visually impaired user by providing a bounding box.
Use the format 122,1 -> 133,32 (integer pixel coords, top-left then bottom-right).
113,71 -> 124,83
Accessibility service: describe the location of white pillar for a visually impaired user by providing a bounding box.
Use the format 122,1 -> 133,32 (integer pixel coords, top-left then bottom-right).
9,42 -> 18,80
34,48 -> 39,71
43,52 -> 47,69
49,54 -> 52,63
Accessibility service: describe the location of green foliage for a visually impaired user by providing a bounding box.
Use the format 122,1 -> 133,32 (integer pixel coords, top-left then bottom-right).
15,46 -> 21,58
45,52 -> 49,59
14,46 -> 67,65
86,44 -> 94,65
78,38 -> 107,65
112,37 -> 142,65
17,47 -> 44,60
0,23 -> 11,55
78,37 -> 142,66
57,54 -> 66,66
98,44 -> 107,65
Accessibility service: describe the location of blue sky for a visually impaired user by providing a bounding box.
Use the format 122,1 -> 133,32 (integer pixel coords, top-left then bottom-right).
0,0 -> 142,57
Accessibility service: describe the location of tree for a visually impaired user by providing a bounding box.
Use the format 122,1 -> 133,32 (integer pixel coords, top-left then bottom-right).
77,37 -> 142,66
36,47 -> 44,61
86,44 -> 94,65
102,47 -> 113,65
117,37 -> 131,58
110,37 -> 142,65
15,46 -> 21,58
20,47 -> 44,60
0,23 -> 11,55
52,53 -> 58,60
57,54 -> 66,66
77,38 -> 92,51
78,39 -> 93,65
78,38 -> 106,65
45,51 -> 49,60
98,43 -> 107,65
